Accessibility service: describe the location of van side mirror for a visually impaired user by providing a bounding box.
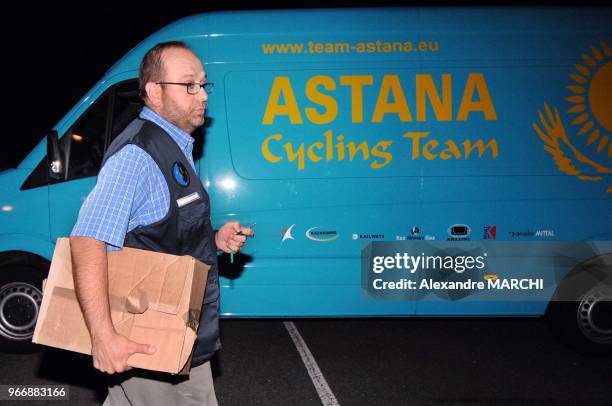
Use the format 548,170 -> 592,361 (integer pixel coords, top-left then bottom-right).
46,131 -> 64,180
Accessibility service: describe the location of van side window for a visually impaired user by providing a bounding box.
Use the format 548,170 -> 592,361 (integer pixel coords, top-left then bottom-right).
21,80 -> 142,190
63,94 -> 109,180
110,82 -> 143,144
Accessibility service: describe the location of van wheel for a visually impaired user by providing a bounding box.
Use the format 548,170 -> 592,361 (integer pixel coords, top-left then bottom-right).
0,260 -> 47,353
547,280 -> 612,355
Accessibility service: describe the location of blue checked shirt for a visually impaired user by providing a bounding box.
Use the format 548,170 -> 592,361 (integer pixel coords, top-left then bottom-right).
71,107 -> 196,251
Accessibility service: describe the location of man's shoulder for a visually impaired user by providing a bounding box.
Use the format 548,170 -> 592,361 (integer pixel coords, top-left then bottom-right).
109,118 -> 171,154
105,118 -> 147,158
107,143 -> 150,161
101,144 -> 156,177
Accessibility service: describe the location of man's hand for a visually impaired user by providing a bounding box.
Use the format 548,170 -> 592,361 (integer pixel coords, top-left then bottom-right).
91,330 -> 156,374
215,222 -> 254,254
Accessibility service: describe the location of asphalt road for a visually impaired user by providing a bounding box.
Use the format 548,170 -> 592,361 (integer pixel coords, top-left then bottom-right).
0,318 -> 610,405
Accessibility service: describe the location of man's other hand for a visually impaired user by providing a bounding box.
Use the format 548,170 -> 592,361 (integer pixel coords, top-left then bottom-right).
215,221 -> 254,254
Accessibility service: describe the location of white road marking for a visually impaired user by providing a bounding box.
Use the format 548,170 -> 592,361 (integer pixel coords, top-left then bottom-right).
283,321 -> 340,406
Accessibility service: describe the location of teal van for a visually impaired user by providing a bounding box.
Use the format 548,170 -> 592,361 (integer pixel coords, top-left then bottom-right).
0,7 -> 610,352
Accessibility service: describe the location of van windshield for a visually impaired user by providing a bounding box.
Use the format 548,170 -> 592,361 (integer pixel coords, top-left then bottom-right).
19,80 -> 142,190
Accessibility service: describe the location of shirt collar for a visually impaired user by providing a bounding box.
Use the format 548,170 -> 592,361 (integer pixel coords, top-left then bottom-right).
139,106 -> 194,153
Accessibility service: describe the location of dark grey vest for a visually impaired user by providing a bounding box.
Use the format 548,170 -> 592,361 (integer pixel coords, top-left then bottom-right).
103,118 -> 220,367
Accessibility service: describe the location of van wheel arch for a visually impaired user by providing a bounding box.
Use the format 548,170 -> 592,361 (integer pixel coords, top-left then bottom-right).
546,253 -> 612,355
0,251 -> 49,353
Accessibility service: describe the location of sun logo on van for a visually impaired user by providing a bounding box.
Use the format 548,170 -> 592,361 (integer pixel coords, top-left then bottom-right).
566,41 -> 612,152
533,39 -> 611,193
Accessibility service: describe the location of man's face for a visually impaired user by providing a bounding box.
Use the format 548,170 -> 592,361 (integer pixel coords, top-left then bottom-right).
157,47 -> 207,133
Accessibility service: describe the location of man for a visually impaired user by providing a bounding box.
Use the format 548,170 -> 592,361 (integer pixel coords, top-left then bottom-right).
70,41 -> 252,405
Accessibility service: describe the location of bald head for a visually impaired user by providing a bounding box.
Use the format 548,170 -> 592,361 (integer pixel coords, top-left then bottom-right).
139,41 -> 194,102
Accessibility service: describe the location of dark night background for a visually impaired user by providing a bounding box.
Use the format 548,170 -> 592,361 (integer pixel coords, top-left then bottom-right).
0,0 -> 602,170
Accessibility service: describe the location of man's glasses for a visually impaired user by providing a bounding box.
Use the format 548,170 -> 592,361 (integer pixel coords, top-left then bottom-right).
156,82 -> 214,95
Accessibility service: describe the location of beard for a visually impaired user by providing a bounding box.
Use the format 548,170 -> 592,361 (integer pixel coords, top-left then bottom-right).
161,97 -> 205,133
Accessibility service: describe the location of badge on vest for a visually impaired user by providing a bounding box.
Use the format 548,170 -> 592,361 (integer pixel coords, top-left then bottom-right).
177,192 -> 201,208
173,161 -> 190,187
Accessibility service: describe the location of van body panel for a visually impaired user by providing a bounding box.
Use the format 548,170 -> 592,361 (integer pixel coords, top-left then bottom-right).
0,169 -> 49,243
0,234 -> 54,262
49,178 -> 97,241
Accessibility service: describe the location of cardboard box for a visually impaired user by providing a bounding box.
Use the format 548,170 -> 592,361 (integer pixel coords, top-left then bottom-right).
32,238 -> 209,374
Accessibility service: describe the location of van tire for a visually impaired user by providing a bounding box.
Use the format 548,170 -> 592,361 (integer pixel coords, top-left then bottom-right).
0,253 -> 48,353
547,274 -> 612,355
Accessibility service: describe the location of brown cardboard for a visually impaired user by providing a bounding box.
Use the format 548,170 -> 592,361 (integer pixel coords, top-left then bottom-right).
32,238 -> 209,374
